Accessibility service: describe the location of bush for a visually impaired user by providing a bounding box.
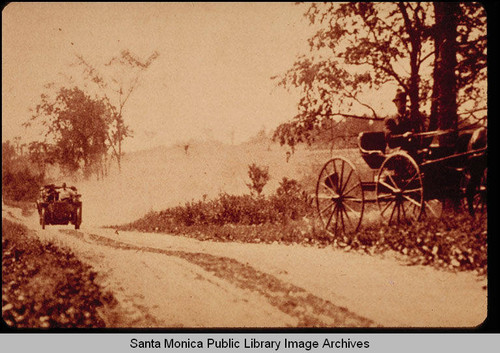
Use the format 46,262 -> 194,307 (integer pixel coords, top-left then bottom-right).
120,178 -> 313,232
116,177 -> 487,274
270,178 -> 312,223
2,168 -> 44,202
246,163 -> 270,196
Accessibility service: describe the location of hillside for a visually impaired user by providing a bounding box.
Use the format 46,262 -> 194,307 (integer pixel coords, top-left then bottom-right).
77,140 -> 361,226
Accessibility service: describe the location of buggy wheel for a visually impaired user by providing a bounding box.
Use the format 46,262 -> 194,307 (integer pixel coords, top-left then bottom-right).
316,157 -> 364,236
376,152 -> 424,225
41,207 -> 46,230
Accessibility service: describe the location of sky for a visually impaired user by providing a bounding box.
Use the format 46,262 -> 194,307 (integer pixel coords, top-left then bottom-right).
2,2 -> 319,152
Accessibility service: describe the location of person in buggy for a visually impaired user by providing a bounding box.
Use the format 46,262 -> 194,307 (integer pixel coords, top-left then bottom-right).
39,184 -> 57,202
58,182 -> 75,201
384,89 -> 413,148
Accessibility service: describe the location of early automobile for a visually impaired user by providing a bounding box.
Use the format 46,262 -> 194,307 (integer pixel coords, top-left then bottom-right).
36,184 -> 82,230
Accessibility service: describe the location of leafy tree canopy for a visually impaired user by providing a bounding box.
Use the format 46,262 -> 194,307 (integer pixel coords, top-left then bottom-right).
75,50 -> 159,172
26,87 -> 112,178
273,2 -> 486,148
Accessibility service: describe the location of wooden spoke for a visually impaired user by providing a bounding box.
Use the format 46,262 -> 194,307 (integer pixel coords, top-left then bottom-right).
340,169 -> 353,194
325,202 -> 338,231
319,200 -> 335,215
380,198 -> 396,217
376,152 -> 423,225
378,179 -> 399,193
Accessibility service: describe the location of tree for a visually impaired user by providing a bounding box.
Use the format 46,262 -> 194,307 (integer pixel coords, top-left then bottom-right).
26,141 -> 56,179
429,2 -> 459,135
275,3 -> 434,138
274,3 -> 486,148
27,87 -> 112,179
430,2 -> 486,131
75,50 -> 159,172
2,140 -> 17,177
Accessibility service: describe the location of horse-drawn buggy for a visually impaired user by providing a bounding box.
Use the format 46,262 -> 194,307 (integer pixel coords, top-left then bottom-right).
36,183 -> 82,230
315,127 -> 487,236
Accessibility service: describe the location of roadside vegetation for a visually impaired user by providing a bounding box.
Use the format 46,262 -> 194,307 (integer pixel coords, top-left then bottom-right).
116,166 -> 487,275
2,218 -> 118,328
2,140 -> 45,203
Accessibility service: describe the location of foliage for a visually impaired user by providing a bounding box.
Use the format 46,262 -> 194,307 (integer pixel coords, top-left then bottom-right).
273,2 -> 487,149
455,3 -> 487,116
118,202 -> 486,274
271,178 -> 311,223
2,218 -> 117,328
26,141 -> 56,178
75,50 -> 159,172
246,163 -> 270,196
273,113 -> 384,150
2,140 -> 45,202
275,3 -> 433,135
356,213 -> 487,273
26,87 -> 112,179
276,177 -> 301,197
120,178 -> 313,232
2,139 -> 17,171
2,167 -> 43,202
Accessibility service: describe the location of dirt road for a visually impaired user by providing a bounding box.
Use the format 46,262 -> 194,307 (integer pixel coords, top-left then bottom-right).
3,204 -> 487,328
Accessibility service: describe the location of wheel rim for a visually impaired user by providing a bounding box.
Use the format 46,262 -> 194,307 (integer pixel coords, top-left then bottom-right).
316,157 -> 364,236
376,152 -> 423,225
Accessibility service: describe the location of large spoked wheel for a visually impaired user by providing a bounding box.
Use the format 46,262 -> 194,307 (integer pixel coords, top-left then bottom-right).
376,152 -> 424,225
316,157 -> 364,236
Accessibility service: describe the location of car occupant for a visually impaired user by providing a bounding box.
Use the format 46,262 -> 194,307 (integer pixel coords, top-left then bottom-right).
59,182 -> 74,201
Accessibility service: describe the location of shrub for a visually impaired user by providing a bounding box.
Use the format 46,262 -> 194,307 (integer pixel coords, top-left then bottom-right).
276,177 -> 301,197
271,178 -> 312,222
121,178 -> 313,232
246,163 -> 270,196
2,168 -> 44,202
117,182 -> 487,273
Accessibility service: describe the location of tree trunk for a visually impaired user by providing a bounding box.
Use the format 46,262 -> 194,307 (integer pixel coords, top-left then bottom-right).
430,3 -> 459,137
408,58 -> 421,132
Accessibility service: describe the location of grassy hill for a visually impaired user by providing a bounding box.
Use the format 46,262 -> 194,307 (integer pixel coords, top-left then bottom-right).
78,138 -> 364,226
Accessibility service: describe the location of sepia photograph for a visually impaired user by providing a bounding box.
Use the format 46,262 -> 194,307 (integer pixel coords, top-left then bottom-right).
2,2 -> 488,330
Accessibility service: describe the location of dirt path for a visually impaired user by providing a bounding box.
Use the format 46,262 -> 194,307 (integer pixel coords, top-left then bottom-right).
3,204 -> 487,328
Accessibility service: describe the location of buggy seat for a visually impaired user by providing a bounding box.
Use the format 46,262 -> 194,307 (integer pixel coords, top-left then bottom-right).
358,131 -> 386,169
